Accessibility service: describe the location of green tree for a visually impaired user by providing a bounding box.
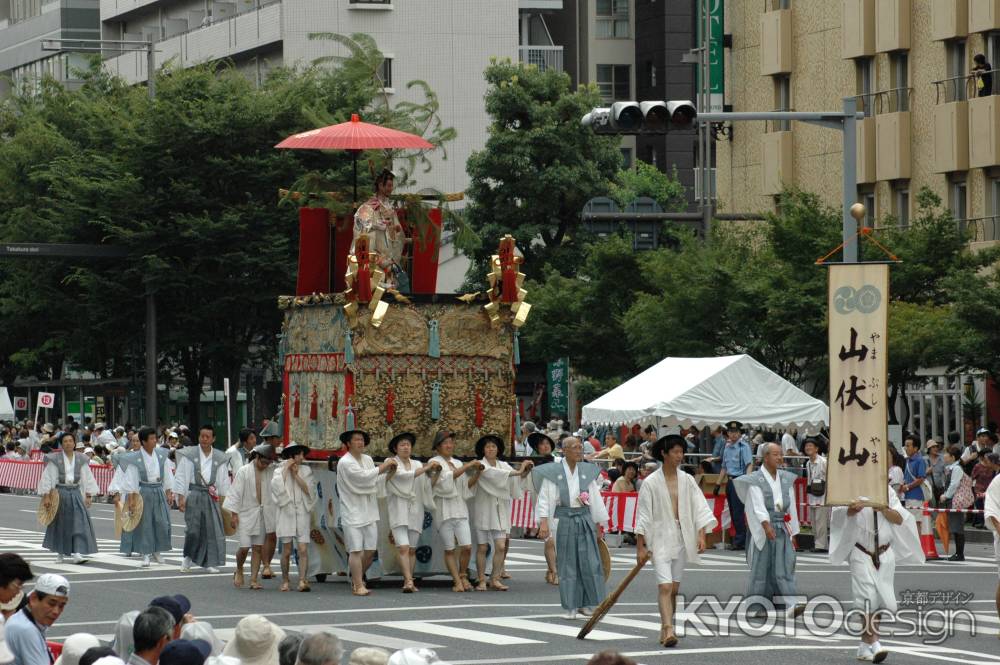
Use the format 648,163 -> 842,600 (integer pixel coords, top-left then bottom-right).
464,59 -> 623,284
0,43 -> 456,431
608,160 -> 686,212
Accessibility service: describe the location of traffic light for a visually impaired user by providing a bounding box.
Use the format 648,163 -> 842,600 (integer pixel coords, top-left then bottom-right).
581,100 -> 697,134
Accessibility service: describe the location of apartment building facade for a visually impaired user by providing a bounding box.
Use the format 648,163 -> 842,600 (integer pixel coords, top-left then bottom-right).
718,0 -> 1000,250
0,0 -> 101,96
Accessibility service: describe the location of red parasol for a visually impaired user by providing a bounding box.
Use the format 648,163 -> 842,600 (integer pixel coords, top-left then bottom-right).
276,113 -> 433,201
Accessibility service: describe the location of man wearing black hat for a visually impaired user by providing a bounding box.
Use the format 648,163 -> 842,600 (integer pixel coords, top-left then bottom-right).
223,444 -> 278,590
271,441 -> 316,592
336,430 -> 396,596
636,434 -> 717,647
712,421 -> 753,550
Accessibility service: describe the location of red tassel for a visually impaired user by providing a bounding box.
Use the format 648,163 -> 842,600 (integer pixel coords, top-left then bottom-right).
475,389 -> 484,428
386,387 -> 395,424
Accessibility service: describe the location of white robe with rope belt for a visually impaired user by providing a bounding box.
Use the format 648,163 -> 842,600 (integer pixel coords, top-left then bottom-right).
635,468 -> 717,565
223,462 -> 277,540
829,485 -> 923,612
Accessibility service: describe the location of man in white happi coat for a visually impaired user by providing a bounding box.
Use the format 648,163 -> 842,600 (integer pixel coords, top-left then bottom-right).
223,443 -> 278,590
983,457 -> 1000,635
272,441 -> 317,592
336,429 -> 395,596
830,484 -> 923,662
174,425 -> 231,573
467,433 -> 533,591
636,434 -> 717,647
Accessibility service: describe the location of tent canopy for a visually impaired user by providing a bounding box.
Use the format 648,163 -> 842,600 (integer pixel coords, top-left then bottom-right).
0,388 -> 14,421
581,355 -> 828,429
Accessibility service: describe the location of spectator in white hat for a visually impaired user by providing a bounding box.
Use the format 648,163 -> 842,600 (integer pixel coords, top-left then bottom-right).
222,615 -> 284,665
54,634 -> 101,665
348,648 -> 389,665
387,649 -> 450,665
5,574 -> 70,665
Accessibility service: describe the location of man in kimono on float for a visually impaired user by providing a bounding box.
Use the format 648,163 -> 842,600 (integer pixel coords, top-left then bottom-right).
635,433 -> 717,647
352,169 -> 405,290
830,480 -> 924,662
533,436 -> 608,619
733,442 -> 804,619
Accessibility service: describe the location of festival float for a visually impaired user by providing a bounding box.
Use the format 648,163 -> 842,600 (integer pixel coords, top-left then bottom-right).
274,116 -> 530,580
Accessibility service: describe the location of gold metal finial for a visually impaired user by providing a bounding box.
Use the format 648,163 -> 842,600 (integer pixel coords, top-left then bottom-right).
850,203 -> 866,222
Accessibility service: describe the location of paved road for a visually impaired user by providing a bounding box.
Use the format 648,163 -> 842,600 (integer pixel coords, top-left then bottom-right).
2,492 -> 998,665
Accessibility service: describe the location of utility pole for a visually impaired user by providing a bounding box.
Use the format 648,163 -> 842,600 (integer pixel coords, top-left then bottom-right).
40,38 -> 160,426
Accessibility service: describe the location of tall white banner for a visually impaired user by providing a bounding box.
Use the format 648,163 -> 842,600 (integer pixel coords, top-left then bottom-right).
826,264 -> 890,508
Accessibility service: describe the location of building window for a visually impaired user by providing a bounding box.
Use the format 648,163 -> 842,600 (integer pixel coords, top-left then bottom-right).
989,33 -> 1000,79
596,0 -> 630,39
856,57 -> 875,117
621,147 -> 633,169
649,146 -> 658,167
950,180 -> 968,221
947,40 -> 968,102
596,64 -> 630,103
894,186 -> 909,227
378,58 -> 393,91
769,0 -> 791,9
774,75 -> 791,131
647,62 -> 657,88
890,52 -> 909,112
860,190 -> 876,228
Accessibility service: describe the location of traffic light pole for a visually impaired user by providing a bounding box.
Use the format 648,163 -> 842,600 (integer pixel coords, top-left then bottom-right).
697,97 -> 863,263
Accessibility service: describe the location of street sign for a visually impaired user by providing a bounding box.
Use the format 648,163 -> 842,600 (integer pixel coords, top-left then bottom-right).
0,243 -> 128,258
547,358 -> 569,418
38,392 -> 55,409
13,396 -> 28,411
697,0 -> 725,113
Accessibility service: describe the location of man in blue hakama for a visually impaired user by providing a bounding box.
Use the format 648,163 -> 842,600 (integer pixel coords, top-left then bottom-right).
733,442 -> 804,618
534,436 -> 608,619
110,426 -> 173,567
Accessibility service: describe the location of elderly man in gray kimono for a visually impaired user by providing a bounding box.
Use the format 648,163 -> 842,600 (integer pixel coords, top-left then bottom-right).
733,442 -> 804,618
534,436 -> 608,619
38,432 -> 99,564
174,424 -> 231,573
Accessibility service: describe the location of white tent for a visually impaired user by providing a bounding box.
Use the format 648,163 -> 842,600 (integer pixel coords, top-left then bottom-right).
0,388 -> 14,421
581,355 -> 828,429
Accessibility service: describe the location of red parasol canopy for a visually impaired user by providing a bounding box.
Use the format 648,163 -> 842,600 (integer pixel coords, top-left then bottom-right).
275,114 -> 433,151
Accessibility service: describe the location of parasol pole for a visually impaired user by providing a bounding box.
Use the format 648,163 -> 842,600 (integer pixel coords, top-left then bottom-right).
352,150 -> 359,204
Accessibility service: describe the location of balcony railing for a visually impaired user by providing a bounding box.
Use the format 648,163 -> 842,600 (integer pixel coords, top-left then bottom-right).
518,45 -> 563,72
934,70 -> 1000,104
960,216 -> 1000,242
857,87 -> 912,114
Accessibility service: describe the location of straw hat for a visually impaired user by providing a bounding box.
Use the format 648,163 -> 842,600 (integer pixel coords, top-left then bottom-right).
222,615 -> 285,665
121,493 -> 144,533
598,539 -> 612,581
37,489 -> 59,526
220,508 -> 237,536
54,634 -> 101,665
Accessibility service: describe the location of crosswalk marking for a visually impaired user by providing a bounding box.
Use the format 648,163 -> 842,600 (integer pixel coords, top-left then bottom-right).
471,617 -> 640,641
380,620 -> 544,645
